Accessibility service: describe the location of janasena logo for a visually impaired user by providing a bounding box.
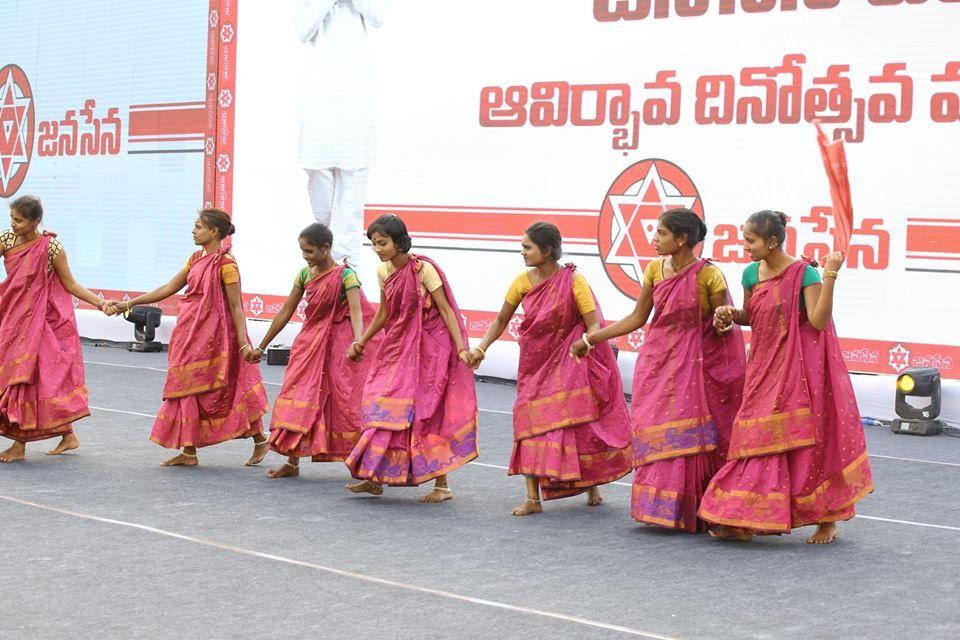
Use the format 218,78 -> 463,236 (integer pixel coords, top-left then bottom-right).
0,64 -> 36,198
598,158 -> 704,299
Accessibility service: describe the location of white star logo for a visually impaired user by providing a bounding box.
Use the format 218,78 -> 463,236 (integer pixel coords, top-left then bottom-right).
0,70 -> 33,194
603,163 -> 696,283
507,315 -> 523,340
627,329 -> 645,350
248,295 -> 264,317
889,343 -> 910,373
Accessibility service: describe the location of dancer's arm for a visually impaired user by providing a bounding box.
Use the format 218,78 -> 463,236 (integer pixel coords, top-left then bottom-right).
223,281 -> 251,352
345,286 -> 365,342
51,249 -> 110,313
714,286 -> 752,331
708,290 -> 731,336
251,284 -> 305,360
123,266 -> 190,309
348,290 -> 387,361
805,251 -> 843,330
429,286 -> 467,357
589,286 -> 653,346
467,301 -> 518,369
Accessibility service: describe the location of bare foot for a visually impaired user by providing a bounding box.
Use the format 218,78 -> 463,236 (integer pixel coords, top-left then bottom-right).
345,480 -> 384,496
420,487 -> 453,503
511,498 -> 542,516
266,461 -> 299,479
245,439 -> 270,466
160,452 -> 198,467
46,433 -> 80,456
587,486 -> 603,506
807,522 -> 839,544
708,526 -> 754,541
0,442 -> 25,463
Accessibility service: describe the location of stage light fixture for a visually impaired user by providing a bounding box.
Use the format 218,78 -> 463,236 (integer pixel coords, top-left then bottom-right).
890,367 -> 943,436
124,305 -> 163,353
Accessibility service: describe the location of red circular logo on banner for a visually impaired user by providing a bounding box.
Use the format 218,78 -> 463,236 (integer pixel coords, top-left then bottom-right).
598,159 -> 705,299
0,64 -> 36,198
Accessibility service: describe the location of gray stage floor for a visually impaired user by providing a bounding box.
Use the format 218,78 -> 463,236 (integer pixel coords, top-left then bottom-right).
2,344 -> 959,640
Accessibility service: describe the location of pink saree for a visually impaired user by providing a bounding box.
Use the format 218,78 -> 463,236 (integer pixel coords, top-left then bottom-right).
345,255 -> 478,485
630,260 -> 745,532
509,266 -> 632,500
150,250 -> 268,449
0,232 -> 89,442
698,260 -> 873,533
269,265 -> 381,461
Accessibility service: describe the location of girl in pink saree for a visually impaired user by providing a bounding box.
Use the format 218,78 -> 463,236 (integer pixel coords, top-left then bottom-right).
0,196 -> 113,463
575,209 -> 745,531
345,214 -> 478,503
107,209 -> 269,467
246,223 -> 381,478
471,222 -> 632,516
701,210 -> 873,544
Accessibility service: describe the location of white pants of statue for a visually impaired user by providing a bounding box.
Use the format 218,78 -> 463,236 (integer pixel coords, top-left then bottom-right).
305,167 -> 368,263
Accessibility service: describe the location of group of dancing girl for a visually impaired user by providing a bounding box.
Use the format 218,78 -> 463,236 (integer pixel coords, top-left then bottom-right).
0,194 -> 874,543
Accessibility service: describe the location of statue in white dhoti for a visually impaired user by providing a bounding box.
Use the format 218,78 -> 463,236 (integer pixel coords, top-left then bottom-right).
295,0 -> 385,262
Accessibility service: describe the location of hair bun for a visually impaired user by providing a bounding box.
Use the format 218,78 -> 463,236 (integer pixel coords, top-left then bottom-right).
228,224 -> 236,236
775,211 -> 788,226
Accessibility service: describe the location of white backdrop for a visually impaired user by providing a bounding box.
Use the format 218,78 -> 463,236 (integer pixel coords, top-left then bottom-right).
230,0 -> 960,382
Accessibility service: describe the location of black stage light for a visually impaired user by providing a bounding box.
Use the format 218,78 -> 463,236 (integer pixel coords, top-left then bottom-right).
890,367 -> 943,436
124,305 -> 163,353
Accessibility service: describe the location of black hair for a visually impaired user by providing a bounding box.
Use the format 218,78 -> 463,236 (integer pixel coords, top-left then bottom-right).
299,222 -> 333,248
659,208 -> 707,247
524,221 -> 563,260
745,210 -> 789,248
198,208 -> 236,238
366,214 -> 412,253
10,195 -> 43,221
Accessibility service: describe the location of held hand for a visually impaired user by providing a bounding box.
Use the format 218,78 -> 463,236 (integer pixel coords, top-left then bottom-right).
714,305 -> 736,324
712,315 -> 733,334
466,348 -> 485,370
347,342 -> 364,362
823,251 -> 845,273
101,300 -> 121,316
457,350 -> 471,366
244,347 -> 263,364
569,339 -> 589,361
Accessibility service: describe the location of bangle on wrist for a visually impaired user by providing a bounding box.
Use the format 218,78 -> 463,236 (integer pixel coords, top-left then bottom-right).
475,345 -> 486,357
823,270 -> 838,280
240,344 -> 250,353
581,332 -> 594,350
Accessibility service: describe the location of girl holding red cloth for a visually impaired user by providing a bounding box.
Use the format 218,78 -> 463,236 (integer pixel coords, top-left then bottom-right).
107,209 -> 269,467
470,222 -> 632,516
0,196 -> 112,462
701,210 -> 873,544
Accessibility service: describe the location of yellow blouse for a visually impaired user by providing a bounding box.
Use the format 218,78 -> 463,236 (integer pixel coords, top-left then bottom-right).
377,260 -> 442,295
0,230 -> 63,271
186,252 -> 240,285
642,259 -> 726,315
505,270 -> 596,315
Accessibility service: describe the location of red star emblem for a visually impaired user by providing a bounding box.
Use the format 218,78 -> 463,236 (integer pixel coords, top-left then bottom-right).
0,65 -> 36,198
598,159 -> 705,299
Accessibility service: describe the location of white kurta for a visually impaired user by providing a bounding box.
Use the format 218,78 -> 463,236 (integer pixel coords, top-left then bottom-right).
295,0 -> 384,170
